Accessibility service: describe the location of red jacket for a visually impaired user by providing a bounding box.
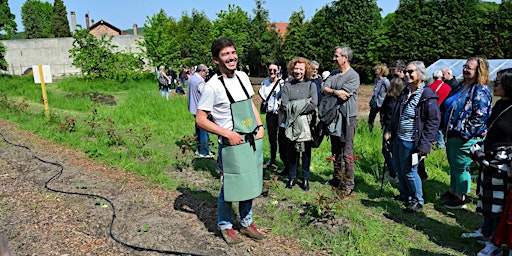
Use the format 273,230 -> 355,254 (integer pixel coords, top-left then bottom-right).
428,80 -> 451,106
494,188 -> 512,248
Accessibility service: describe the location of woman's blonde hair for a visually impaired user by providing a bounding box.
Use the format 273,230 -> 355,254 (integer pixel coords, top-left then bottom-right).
287,57 -> 312,81
468,56 -> 490,85
374,64 -> 389,77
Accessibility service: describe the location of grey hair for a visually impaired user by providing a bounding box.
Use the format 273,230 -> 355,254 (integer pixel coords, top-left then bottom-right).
408,61 -> 427,81
196,64 -> 208,72
442,66 -> 452,75
433,69 -> 443,80
311,60 -> 320,67
335,46 -> 353,62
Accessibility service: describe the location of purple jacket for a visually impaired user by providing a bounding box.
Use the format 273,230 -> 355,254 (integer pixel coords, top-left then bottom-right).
386,86 -> 440,154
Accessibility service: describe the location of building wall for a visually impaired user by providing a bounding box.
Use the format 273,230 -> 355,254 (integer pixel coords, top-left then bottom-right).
0,35 -> 144,77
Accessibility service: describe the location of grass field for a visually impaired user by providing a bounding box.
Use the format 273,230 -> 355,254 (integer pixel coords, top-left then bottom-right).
0,75 -> 500,255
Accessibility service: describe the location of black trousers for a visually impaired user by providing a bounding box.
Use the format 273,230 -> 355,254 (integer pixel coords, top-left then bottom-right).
266,113 -> 279,164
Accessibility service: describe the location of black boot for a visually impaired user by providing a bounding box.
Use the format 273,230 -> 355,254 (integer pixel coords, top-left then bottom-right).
301,179 -> 310,191
285,178 -> 295,189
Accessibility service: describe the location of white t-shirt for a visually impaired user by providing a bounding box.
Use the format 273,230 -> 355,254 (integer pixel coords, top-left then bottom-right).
197,71 -> 254,130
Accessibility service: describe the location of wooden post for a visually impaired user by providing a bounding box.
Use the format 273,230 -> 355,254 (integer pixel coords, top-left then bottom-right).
38,64 -> 50,122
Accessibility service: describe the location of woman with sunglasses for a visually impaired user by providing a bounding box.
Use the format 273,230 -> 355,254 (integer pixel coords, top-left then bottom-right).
384,61 -> 440,213
258,62 -> 285,170
441,57 -> 492,210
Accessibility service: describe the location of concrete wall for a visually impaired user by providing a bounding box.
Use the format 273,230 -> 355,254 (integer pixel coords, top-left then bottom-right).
0,35 -> 144,77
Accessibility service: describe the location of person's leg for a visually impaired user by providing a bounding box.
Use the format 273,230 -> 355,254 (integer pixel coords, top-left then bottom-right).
194,123 -> 200,154
286,141 -> 298,186
239,199 -> 253,227
301,143 -> 312,180
278,127 -> 288,173
401,140 -> 423,205
437,130 -> 446,149
266,113 -> 278,165
217,187 -> 233,230
393,137 -> 409,200
343,117 -> 357,190
330,135 -> 343,184
368,107 -> 378,131
449,137 -> 477,198
382,137 -> 395,178
198,127 -> 210,155
446,137 -> 457,194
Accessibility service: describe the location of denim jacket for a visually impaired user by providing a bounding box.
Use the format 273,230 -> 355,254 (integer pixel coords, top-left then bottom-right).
386,85 -> 440,154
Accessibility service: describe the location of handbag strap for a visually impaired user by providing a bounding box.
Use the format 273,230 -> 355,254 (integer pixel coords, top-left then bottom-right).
264,79 -> 281,102
434,81 -> 444,94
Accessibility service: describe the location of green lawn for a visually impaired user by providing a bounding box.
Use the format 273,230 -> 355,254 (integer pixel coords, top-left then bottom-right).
0,75 -> 497,256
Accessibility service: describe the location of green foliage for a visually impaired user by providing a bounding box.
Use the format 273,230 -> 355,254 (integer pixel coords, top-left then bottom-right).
139,9 -> 178,68
69,27 -> 146,82
0,0 -> 17,39
51,0 -> 71,37
21,0 -> 53,39
0,43 -> 7,70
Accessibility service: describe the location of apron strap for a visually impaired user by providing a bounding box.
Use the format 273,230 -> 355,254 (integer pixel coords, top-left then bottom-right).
218,74 -> 251,103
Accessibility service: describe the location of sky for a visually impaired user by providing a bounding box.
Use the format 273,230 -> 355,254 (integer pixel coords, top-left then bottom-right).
8,0 -> 401,31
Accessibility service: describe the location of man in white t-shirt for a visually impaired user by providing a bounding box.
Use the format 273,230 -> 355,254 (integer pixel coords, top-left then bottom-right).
195,38 -> 266,245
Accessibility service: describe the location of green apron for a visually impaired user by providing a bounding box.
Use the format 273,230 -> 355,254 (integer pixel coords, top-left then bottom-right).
219,75 -> 263,202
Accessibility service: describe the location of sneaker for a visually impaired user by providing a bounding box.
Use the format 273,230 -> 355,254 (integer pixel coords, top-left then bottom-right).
461,229 -> 483,238
476,236 -> 492,245
404,200 -> 423,213
199,152 -> 214,158
220,228 -> 243,245
440,191 -> 457,201
240,223 -> 266,241
444,197 -> 467,209
477,242 -> 503,256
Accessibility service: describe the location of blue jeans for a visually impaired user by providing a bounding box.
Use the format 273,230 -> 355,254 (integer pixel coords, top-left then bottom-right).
392,138 -> 424,204
437,130 -> 445,148
216,143 -> 253,230
195,125 -> 210,155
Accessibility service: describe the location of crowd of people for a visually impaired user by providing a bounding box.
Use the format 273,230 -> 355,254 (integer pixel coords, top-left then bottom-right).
156,37 -> 512,254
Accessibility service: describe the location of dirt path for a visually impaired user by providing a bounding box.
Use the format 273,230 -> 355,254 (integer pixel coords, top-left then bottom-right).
0,120 -> 311,255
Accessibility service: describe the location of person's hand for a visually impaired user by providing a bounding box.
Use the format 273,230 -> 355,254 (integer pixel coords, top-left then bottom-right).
225,130 -> 243,145
384,132 -> 391,141
255,126 -> 264,139
419,150 -> 428,157
337,90 -> 350,100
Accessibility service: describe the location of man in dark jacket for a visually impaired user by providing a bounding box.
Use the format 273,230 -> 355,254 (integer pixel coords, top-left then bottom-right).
442,67 -> 459,88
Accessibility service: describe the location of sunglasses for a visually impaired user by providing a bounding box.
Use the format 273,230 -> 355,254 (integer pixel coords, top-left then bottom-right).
405,69 -> 416,75
463,65 -> 476,71
268,69 -> 278,73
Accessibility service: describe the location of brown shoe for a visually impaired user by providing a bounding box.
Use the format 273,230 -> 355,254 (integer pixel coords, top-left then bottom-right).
220,228 -> 243,245
240,223 -> 266,241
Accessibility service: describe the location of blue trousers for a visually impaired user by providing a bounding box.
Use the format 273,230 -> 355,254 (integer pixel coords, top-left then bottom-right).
392,137 -> 424,204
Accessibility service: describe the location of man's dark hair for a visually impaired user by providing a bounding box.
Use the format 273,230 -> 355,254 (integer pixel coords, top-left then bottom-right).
499,69 -> 512,97
211,38 -> 236,59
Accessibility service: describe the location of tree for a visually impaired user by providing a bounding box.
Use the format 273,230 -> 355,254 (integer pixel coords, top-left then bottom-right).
21,0 -> 53,39
139,9 -> 178,68
0,0 -> 17,40
246,0 -> 282,76
0,43 -> 7,71
69,26 -> 145,81
51,0 -> 71,37
211,5 -> 252,69
281,9 -> 306,64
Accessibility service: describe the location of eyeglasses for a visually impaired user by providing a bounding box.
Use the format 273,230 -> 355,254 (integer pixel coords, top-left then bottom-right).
463,65 -> 476,71
405,69 -> 416,75
333,54 -> 345,58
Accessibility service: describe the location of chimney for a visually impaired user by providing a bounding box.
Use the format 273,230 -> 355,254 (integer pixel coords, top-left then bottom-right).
85,13 -> 90,29
70,11 -> 76,32
133,24 -> 138,35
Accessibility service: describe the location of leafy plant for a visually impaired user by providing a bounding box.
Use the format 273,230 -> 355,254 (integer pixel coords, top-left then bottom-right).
137,224 -> 150,232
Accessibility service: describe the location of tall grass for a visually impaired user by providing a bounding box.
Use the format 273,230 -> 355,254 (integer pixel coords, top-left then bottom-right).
0,75 -> 490,255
